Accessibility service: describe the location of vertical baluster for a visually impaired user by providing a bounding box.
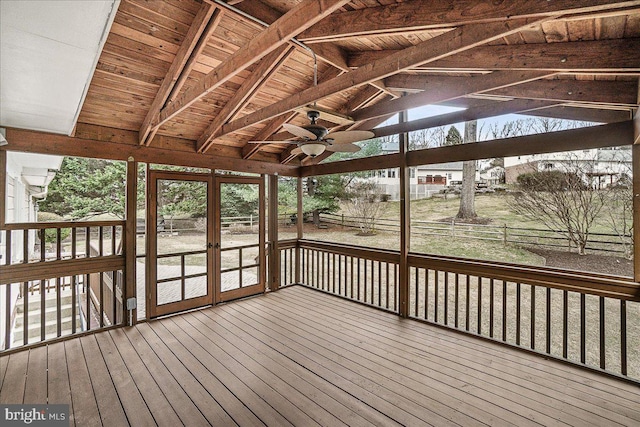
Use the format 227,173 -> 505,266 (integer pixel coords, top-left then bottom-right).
502,280 -> 507,342
562,289 -> 568,358
23,281 -> 29,345
444,272 -> 449,326
99,226 -> 104,256
181,254 -> 186,298
86,274 -> 91,331
620,300 -> 627,376
239,248 -> 243,288
284,250 -> 288,286
425,269 -> 429,320
339,255 -> 343,295
454,273 -> 459,329
71,275 -> 77,334
465,275 -> 470,332
56,228 -> 62,260
111,225 -> 117,255
546,287 -> 551,354
4,283 -> 10,349
531,285 -> 536,350
385,262 -> 390,309
40,229 -> 45,262
357,258 -> 361,301
413,267 -> 419,317
350,257 -> 354,299
516,283 -> 522,346
99,271 -> 104,328
316,251 -> 320,289
394,263 -> 398,312
434,270 -> 439,323
489,278 -> 494,337
71,228 -> 77,259
477,277 -> 482,335
320,251 -> 325,290
580,293 -> 586,364
599,296 -> 605,369
56,277 -> 61,337
5,230 -> 12,265
40,277 -> 45,342
85,226 -> 90,258
23,229 -> 29,264
332,253 -> 336,294
363,259 -> 368,303
378,261 -> 382,308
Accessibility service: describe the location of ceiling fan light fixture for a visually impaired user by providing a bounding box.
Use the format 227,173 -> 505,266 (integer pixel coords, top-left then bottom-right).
300,141 -> 326,157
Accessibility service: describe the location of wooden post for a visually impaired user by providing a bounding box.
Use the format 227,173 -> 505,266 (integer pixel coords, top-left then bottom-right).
268,174 -> 279,291
296,177 -> 303,283
399,108 -> 410,317
633,109 -> 640,282
124,158 -> 137,325
0,150 -> 6,227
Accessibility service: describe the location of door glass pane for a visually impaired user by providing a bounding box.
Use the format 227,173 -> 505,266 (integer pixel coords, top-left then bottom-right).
155,178 -> 209,308
220,182 -> 260,291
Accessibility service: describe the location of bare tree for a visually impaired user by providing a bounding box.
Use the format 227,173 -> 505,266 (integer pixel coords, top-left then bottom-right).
602,149 -> 633,258
509,153 -> 608,255
457,120 -> 477,220
345,181 -> 388,235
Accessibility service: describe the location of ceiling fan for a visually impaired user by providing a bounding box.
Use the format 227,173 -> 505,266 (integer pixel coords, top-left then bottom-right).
249,110 -> 375,158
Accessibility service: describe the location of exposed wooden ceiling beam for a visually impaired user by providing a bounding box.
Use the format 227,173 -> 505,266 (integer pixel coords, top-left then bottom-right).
138,4 -> 218,145
300,120 -> 634,176
489,79 -> 639,106
3,127 -> 298,176
197,45 -> 294,153
372,99 -> 560,138
154,0 -> 351,131
384,74 -> 638,107
216,17 -> 551,140
297,0 -> 640,42
354,70 -> 554,121
348,38 -> 640,72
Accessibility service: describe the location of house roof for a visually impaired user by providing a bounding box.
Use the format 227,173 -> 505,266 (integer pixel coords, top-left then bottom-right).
1,1 -> 639,170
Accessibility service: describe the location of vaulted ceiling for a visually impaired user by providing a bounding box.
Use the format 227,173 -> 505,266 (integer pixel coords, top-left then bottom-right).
10,1 -> 640,168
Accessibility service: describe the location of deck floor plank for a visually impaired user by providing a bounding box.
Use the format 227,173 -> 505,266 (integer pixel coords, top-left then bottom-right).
0,350 -> 29,404
1,285 -> 639,427
23,345 -> 47,404
156,318 -> 293,426
192,308 -> 400,427
135,322 -> 260,426
251,293 -> 571,427
94,331 -> 157,426
282,287 -> 640,421
79,335 -> 129,427
65,339 -> 101,426
47,342 -> 73,425
118,327 -> 214,426
277,287 -> 638,426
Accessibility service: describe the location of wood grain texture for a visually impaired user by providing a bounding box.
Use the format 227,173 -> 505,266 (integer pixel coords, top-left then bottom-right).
298,0 -> 640,42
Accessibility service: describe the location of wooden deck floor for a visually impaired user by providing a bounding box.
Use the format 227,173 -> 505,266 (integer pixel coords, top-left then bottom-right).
1,285 -> 640,426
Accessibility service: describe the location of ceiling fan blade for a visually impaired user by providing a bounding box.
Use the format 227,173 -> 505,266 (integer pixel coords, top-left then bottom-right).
291,147 -> 303,156
327,130 -> 375,144
283,123 -> 317,140
326,143 -> 361,153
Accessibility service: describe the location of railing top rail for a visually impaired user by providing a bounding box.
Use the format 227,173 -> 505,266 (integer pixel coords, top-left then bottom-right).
2,220 -> 125,230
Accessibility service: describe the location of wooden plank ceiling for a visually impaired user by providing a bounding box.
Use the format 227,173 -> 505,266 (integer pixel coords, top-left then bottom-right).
75,0 -> 640,168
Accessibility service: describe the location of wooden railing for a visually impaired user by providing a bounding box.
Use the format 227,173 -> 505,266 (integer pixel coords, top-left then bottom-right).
278,239 -> 297,288
1,221 -> 125,351
292,239 -> 640,381
298,240 -> 400,313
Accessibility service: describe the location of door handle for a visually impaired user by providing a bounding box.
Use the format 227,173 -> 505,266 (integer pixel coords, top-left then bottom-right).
208,242 -> 220,249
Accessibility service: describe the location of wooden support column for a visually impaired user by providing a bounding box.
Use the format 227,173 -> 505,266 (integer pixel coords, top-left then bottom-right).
125,159 -> 137,325
268,174 -> 280,291
296,177 -> 303,283
0,150 -> 6,227
633,105 -> 640,282
399,108 -> 410,317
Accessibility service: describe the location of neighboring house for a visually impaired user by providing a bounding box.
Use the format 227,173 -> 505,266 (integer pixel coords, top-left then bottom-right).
480,165 -> 505,186
504,147 -> 631,188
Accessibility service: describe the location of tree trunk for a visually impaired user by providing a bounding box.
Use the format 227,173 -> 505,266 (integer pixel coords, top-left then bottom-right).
457,120 -> 477,220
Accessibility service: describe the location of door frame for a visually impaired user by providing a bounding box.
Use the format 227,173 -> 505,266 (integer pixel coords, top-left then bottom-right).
147,170 -> 214,318
215,175 -> 266,303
